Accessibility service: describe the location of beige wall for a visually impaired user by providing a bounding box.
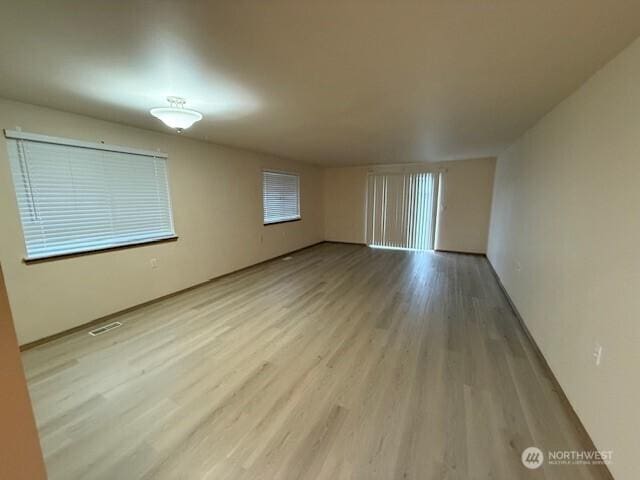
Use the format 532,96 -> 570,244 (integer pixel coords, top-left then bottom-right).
487,37 -> 640,480
435,157 -> 495,253
323,166 -> 368,243
323,158 -> 495,253
0,99 -> 324,345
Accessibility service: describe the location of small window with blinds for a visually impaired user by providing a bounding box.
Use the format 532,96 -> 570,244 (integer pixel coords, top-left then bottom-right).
5,130 -> 176,261
262,170 -> 300,225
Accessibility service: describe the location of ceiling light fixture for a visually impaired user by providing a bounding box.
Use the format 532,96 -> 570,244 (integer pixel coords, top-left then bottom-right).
150,96 -> 203,132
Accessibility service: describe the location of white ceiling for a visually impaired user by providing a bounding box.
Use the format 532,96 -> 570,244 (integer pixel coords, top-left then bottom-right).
1,1 -> 639,166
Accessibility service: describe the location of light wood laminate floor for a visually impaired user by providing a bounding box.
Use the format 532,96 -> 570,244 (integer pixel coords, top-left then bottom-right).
23,243 -> 609,480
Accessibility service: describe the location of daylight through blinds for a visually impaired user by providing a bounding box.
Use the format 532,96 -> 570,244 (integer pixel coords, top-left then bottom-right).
6,132 -> 175,260
263,170 -> 300,224
366,171 -> 439,251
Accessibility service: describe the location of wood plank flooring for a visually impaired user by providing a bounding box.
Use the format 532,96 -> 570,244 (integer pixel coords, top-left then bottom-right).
22,243 -> 609,479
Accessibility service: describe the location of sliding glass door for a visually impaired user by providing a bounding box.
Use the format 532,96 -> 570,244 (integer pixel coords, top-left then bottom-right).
366,171 -> 439,251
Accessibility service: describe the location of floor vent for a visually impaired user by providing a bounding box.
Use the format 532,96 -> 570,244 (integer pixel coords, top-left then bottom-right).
89,322 -> 123,336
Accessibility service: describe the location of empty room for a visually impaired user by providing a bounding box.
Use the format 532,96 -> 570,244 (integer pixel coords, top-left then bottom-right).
1,1 -> 639,479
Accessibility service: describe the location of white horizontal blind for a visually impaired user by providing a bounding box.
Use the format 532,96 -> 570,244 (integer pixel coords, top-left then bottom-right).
263,170 -> 300,224
6,136 -> 175,260
366,171 -> 439,251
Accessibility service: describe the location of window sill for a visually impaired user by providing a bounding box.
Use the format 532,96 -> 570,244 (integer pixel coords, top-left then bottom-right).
23,236 -> 179,265
263,218 -> 302,226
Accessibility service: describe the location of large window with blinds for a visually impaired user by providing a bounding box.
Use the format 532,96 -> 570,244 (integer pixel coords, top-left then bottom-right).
5,130 -> 176,261
262,170 -> 300,225
366,171 -> 440,251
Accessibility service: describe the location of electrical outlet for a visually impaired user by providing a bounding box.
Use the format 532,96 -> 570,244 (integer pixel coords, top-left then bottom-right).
150,258 -> 158,269
593,344 -> 603,366
515,261 -> 522,272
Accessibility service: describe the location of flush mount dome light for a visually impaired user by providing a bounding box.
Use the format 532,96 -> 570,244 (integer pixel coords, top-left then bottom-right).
150,96 -> 203,132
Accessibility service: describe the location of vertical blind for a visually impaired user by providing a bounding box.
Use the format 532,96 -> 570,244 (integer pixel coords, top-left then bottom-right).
366,171 -> 439,251
6,131 -> 175,260
262,170 -> 300,224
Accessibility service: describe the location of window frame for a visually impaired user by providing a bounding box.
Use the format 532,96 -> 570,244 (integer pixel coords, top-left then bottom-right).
4,129 -> 178,263
262,169 -> 301,226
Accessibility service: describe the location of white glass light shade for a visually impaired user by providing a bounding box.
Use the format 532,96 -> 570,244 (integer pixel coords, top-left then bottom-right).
150,107 -> 203,130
